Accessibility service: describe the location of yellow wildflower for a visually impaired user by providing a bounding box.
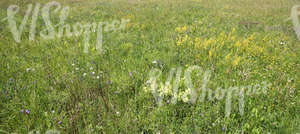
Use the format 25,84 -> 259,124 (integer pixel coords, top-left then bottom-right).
235,41 -> 241,48
183,35 -> 188,42
209,49 -> 213,58
232,27 -> 236,33
175,26 -> 187,33
203,38 -> 212,49
219,32 -> 226,39
232,56 -> 241,66
231,36 -> 236,41
177,35 -> 189,46
195,37 -> 201,44
248,33 -> 255,41
194,37 -> 201,48
182,26 -> 187,31
225,53 -> 232,62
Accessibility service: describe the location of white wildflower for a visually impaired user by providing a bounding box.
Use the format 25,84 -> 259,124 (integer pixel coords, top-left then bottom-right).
181,88 -> 191,103
182,94 -> 189,103
146,80 -> 151,84
159,83 -> 172,96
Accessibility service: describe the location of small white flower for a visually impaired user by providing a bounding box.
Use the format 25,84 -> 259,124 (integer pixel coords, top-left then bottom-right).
182,94 -> 189,103
90,67 -> 93,70
26,68 -> 31,72
75,68 -> 79,71
72,64 -> 75,66
152,60 -> 158,64
280,41 -> 285,45
83,73 -> 87,76
96,76 -> 100,79
51,110 -> 55,113
92,72 -> 95,75
146,80 -> 151,84
116,111 -> 120,115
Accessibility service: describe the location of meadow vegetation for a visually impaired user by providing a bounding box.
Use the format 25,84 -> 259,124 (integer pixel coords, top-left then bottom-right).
0,0 -> 299,133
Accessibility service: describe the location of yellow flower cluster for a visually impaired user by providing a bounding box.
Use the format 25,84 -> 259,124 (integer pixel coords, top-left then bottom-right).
176,35 -> 190,46
175,26 -> 187,33
174,25 -> 286,69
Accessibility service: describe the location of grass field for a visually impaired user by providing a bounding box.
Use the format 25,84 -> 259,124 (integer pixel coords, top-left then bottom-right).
0,0 -> 299,133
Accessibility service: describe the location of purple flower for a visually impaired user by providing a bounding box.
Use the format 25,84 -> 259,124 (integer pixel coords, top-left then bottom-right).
114,91 -> 118,94
58,121 -> 62,125
222,128 -> 225,131
21,109 -> 24,113
129,72 -> 132,77
25,110 -> 30,114
21,85 -> 26,90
